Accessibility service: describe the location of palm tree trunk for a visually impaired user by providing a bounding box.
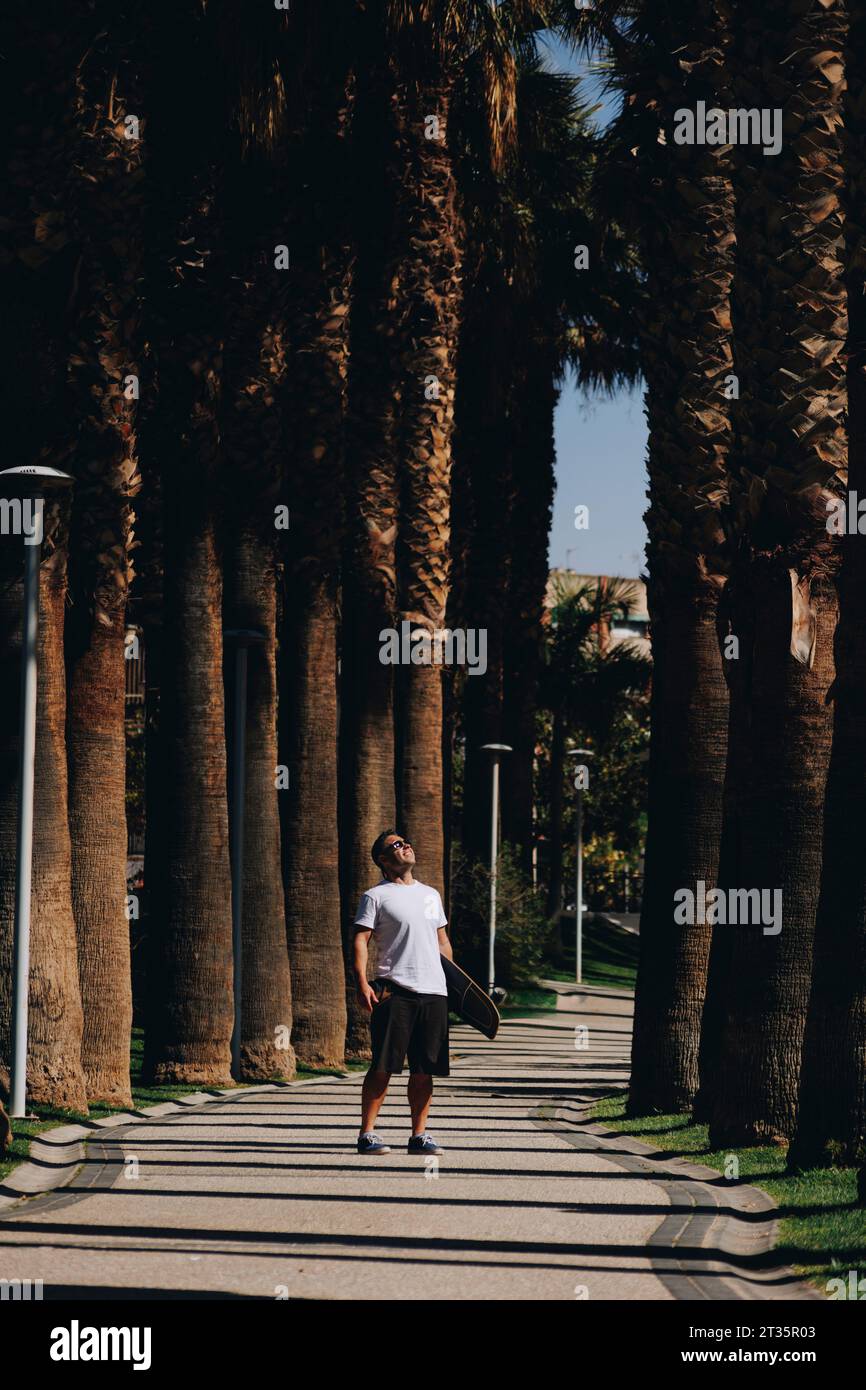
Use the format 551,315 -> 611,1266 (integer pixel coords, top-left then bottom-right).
619,0 -> 733,1115
787,572 -> 866,1162
457,290 -> 512,867
279,247 -> 351,1069
280,575 -> 347,1068
0,539 -> 87,1110
32,552 -> 88,1106
791,0 -> 866,1166
65,604 -> 132,1104
144,508 -> 234,1084
224,524 -> 295,1081
219,145 -> 297,1081
708,571 -> 838,1142
339,69 -> 400,1059
502,362 -> 558,873
693,607 -> 749,1121
0,7 -> 86,1109
629,584 -> 728,1112
394,79 -> 463,897
707,0 -> 847,1145
63,15 -> 141,1107
141,2 -> 234,1084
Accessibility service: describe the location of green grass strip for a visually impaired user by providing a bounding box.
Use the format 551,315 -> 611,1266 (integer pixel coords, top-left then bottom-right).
592,1094 -> 866,1293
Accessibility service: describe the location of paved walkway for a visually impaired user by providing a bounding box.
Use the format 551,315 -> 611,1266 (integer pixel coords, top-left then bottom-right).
0,987 -> 816,1300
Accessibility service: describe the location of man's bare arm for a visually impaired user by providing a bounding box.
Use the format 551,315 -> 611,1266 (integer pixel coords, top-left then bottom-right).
438,927 -> 454,961
353,928 -> 378,1012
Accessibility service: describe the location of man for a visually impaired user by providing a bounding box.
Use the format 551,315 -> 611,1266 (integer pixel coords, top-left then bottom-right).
352,830 -> 453,1156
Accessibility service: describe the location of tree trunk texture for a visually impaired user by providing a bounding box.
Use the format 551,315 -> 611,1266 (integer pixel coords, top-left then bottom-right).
279,241 -> 351,1070
144,514 -> 234,1085
141,2 -> 234,1083
629,587 -> 728,1113
219,148 -> 297,1082
224,525 -> 295,1081
0,542 -> 87,1110
64,14 -> 143,1107
394,79 -> 463,898
280,579 -> 347,1068
709,570 -> 838,1143
693,610 -> 752,1121
65,608 -> 132,1104
625,0 -> 734,1116
339,69 -> 401,1059
706,0 -> 847,1144
791,0 -> 866,1167
502,363 -> 558,874
457,289 -> 513,867
0,6 -> 87,1108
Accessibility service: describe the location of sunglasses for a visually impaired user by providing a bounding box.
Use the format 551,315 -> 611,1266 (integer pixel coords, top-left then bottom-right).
385,839 -> 412,853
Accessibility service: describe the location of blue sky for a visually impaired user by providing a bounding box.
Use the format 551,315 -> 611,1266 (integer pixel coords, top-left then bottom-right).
538,33 -> 649,579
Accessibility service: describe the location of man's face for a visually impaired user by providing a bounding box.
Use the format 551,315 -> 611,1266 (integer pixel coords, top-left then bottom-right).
381,834 -> 416,871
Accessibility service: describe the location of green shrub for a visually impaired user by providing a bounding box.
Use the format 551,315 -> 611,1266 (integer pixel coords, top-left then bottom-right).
449,842 -> 548,987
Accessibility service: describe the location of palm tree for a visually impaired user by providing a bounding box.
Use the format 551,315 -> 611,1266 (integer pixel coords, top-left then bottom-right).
589,0 -> 735,1116
790,0 -> 866,1168
141,1 -> 234,1085
339,8 -> 402,1058
274,2 -> 356,1069
501,355 -> 559,873
703,0 -> 847,1145
386,0 -> 552,896
452,50 -> 641,889
220,136 -> 296,1081
451,50 -> 527,872
498,54 -> 641,871
390,4 -> 635,903
64,8 -> 142,1107
389,15 -> 465,898
452,267 -> 514,871
223,510 -> 296,1081
339,2 -> 551,1043
0,4 -> 88,1109
0,520 -> 87,1110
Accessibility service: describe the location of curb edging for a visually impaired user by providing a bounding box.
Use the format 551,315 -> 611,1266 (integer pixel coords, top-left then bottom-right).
545,1096 -> 821,1301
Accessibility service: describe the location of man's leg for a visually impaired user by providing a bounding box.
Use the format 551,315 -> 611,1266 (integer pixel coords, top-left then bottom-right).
407,1072 -> 433,1136
360,1069 -> 391,1134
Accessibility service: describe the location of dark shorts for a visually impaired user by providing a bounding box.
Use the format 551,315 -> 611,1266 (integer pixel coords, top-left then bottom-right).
368,979 -> 450,1077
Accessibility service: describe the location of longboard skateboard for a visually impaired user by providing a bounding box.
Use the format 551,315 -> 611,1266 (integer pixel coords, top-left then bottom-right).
440,954 -> 500,1040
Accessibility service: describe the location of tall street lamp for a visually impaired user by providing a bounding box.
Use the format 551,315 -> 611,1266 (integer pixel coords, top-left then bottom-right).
223,627 -> 266,1079
567,747 -> 594,986
0,465 -> 74,1117
480,743 -> 512,995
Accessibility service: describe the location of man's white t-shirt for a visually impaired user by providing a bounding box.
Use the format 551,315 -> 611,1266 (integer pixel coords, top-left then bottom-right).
353,879 -> 449,996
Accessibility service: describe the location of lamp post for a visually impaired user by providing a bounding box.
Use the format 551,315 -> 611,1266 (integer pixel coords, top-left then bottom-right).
480,743 -> 512,995
223,627 -> 266,1079
567,747 -> 594,986
0,466 -> 74,1117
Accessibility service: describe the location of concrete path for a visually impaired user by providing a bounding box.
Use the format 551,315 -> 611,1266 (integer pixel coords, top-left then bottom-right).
0,988 -> 816,1300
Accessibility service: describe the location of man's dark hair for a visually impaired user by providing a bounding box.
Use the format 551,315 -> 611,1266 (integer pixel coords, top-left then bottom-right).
371,829 -> 402,868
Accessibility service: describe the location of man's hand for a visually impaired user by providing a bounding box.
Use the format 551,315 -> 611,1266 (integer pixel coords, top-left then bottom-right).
353,928 -> 376,1011
357,981 -> 379,1014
